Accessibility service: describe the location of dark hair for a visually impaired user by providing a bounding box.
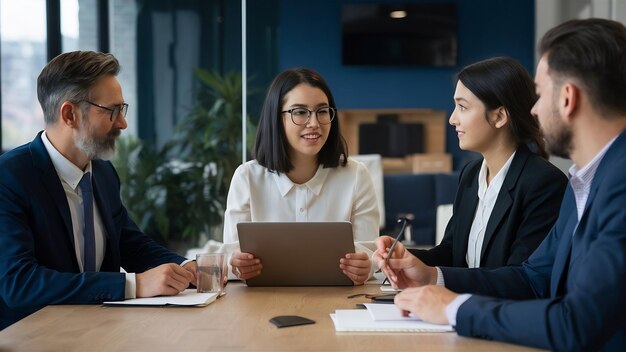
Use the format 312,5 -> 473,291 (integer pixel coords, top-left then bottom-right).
457,57 -> 547,159
540,18 -> 626,116
37,51 -> 120,125
252,68 -> 348,173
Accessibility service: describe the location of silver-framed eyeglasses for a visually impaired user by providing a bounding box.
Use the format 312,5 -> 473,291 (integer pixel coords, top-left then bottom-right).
281,107 -> 336,126
85,101 -> 129,121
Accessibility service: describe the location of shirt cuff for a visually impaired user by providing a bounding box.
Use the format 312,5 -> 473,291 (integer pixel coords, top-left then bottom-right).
435,266 -> 445,286
180,259 -> 194,267
124,272 -> 136,299
445,294 -> 471,327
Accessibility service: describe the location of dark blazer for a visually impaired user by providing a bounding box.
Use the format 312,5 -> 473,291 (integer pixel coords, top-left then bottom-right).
410,145 -> 567,268
441,130 -> 626,351
0,132 -> 186,330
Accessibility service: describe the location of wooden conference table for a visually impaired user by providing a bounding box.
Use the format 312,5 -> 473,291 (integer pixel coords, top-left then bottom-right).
0,283 -> 541,351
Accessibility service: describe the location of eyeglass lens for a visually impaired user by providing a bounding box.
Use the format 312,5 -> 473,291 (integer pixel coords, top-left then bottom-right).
290,107 -> 335,125
109,104 -> 129,121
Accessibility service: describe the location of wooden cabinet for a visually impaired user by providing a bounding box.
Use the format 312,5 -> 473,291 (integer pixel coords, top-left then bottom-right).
338,108 -> 451,173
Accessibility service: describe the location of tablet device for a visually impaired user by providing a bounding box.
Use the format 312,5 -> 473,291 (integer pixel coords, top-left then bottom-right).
237,221 -> 355,286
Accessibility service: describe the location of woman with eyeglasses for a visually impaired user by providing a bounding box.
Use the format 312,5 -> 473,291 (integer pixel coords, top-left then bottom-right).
376,57 -> 568,270
222,68 -> 379,285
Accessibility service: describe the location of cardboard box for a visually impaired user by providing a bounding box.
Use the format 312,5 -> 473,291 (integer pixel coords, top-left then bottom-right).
409,153 -> 452,173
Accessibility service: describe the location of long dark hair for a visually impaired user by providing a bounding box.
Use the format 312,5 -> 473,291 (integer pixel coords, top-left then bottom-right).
458,57 -> 547,159
253,68 -> 348,173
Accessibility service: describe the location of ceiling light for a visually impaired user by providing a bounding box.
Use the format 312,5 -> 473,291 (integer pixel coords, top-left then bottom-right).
390,10 -> 407,19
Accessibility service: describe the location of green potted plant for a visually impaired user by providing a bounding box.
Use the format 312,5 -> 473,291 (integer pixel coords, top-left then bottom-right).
113,70 -> 255,253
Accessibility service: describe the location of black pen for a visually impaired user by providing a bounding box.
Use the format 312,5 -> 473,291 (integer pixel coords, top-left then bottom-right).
381,219 -> 408,285
385,217 -> 408,266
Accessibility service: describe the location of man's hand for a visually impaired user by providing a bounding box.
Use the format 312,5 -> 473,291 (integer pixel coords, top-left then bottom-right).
136,263 -> 195,297
394,285 -> 458,325
230,251 -> 262,280
182,260 -> 198,286
373,236 -> 437,288
340,252 -> 371,285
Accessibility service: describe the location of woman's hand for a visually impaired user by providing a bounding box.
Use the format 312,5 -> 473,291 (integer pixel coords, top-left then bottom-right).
230,251 -> 263,280
373,236 -> 437,289
340,252 -> 371,285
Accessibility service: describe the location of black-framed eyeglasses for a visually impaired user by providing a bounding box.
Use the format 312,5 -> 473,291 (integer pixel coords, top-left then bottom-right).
281,107 -> 336,126
85,101 -> 129,121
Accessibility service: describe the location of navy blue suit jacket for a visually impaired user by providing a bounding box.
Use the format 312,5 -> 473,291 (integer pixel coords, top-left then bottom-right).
441,130 -> 626,350
411,145 -> 567,268
0,133 -> 186,329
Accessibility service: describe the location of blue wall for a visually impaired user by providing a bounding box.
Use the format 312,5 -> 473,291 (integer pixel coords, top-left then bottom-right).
278,0 -> 536,168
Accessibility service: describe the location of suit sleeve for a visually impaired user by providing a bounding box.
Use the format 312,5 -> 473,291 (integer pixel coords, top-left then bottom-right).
505,161 -> 567,265
447,170 -> 626,350
0,167 -> 126,315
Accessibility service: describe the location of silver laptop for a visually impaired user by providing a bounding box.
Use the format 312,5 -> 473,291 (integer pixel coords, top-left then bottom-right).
237,222 -> 355,286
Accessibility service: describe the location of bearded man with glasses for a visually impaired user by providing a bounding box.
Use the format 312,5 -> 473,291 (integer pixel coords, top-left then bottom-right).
0,51 -> 198,330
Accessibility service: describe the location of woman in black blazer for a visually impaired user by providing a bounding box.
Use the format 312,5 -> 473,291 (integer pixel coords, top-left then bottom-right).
410,57 -> 568,268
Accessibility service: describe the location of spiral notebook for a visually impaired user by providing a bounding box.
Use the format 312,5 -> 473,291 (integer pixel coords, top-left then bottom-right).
330,306 -> 453,332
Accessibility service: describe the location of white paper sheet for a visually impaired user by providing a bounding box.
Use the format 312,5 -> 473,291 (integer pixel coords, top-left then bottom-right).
103,289 -> 218,306
331,309 -> 453,332
363,303 -> 420,321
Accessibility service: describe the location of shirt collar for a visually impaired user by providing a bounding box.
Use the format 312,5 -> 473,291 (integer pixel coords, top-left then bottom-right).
568,136 -> 617,182
477,151 -> 516,197
41,130 -> 93,190
271,165 -> 331,197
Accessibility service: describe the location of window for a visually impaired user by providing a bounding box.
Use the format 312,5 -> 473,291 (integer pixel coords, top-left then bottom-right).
1,0 -> 47,150
61,0 -> 98,52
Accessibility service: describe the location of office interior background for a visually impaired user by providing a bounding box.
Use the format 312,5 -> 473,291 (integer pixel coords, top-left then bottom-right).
1,0 -> 625,253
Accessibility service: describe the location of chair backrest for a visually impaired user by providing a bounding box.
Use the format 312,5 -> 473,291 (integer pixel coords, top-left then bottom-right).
383,173 -> 436,244
351,155 -> 385,229
436,204 -> 453,245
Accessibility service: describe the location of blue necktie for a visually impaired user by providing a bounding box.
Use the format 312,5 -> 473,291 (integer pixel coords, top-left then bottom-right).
79,172 -> 96,272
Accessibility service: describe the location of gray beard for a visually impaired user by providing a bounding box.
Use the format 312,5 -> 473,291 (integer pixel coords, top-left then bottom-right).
74,128 -> 118,160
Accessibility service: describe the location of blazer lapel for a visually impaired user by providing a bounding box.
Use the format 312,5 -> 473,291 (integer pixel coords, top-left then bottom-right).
569,131 -> 626,268
30,132 -> 76,251
479,147 -> 529,263
454,165 -> 480,266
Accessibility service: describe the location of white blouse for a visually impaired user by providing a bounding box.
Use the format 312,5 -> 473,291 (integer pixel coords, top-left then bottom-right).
222,158 -> 380,257
466,152 -> 516,268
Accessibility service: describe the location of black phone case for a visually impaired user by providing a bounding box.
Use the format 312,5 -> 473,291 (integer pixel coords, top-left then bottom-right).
371,294 -> 396,303
269,315 -> 316,328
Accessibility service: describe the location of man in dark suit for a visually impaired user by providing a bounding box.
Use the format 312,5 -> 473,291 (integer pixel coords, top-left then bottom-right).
0,51 -> 196,330
375,18 -> 626,350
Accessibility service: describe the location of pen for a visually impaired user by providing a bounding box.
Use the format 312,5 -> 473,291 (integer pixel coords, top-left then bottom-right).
380,218 -> 408,285
385,217 -> 408,265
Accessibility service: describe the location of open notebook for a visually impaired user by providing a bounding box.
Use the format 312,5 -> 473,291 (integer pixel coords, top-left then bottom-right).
330,303 -> 453,332
103,289 -> 218,307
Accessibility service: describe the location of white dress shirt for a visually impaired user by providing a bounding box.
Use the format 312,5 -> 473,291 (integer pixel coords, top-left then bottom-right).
223,158 -> 380,262
465,152 -> 515,268
41,131 -> 136,298
568,136 -> 616,221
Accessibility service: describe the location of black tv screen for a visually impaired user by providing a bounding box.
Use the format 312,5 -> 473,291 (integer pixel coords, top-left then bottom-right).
342,3 -> 458,66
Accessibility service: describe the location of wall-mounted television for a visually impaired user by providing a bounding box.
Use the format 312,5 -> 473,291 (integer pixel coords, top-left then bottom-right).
342,3 -> 458,67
